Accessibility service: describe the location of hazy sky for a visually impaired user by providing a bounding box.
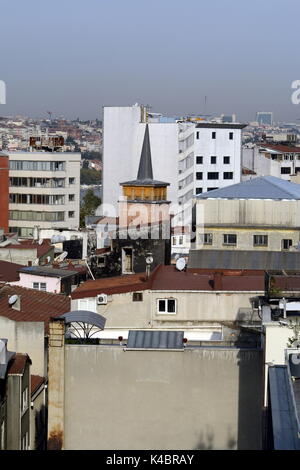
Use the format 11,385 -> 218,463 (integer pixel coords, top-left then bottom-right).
1,0 -> 300,122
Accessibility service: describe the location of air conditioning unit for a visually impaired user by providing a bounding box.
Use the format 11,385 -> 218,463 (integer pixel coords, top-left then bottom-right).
97,294 -> 108,305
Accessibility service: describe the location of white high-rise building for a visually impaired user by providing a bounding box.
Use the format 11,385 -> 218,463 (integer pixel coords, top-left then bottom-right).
102,104 -> 246,216
8,151 -> 81,237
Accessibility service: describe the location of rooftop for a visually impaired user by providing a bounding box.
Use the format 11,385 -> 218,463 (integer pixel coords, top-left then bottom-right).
19,265 -> 79,279
259,143 -> 300,154
8,353 -> 31,375
0,260 -> 23,282
0,284 -> 70,333
197,176 -> 300,200
71,264 -> 265,299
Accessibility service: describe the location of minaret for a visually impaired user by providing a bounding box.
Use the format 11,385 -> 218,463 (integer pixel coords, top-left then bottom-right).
119,124 -> 170,227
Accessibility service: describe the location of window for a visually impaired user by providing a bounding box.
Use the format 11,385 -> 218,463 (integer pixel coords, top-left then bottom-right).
69,178 -> 75,184
207,172 -> 219,180
133,292 -> 143,302
196,188 -> 202,194
199,233 -> 213,245
223,234 -> 237,245
211,156 -> 217,164
78,298 -> 97,312
172,236 -> 176,246
223,156 -> 230,164
282,239 -> 292,250
32,282 -> 47,291
9,211 -> 64,222
223,172 -> 233,179
196,156 -> 203,164
196,172 -> 203,180
229,132 -> 233,140
207,187 -> 218,191
178,236 -> 183,245
69,194 -> 75,202
295,167 -> 300,173
212,132 -> 216,139
68,211 -> 75,218
281,167 -> 291,174
22,387 -> 28,413
253,235 -> 268,246
157,298 -> 177,314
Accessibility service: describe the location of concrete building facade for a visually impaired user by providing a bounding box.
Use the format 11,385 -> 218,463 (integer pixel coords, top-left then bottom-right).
194,176 -> 300,252
8,151 -> 81,237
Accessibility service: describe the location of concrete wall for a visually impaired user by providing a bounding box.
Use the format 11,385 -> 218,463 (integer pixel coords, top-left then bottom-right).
0,318 -> 45,375
0,246 -> 54,265
72,289 -> 262,328
63,345 -> 263,450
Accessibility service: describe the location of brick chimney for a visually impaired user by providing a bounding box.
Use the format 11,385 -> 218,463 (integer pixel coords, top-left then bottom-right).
213,272 -> 223,290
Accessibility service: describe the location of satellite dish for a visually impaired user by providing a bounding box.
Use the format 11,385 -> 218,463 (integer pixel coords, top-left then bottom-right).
33,258 -> 39,266
146,256 -> 153,265
176,257 -> 186,271
8,295 -> 18,305
54,251 -> 68,262
38,239 -> 44,245
46,256 -> 51,263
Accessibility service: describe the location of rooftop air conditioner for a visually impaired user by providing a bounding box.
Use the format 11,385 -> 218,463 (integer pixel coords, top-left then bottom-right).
97,294 -> 107,305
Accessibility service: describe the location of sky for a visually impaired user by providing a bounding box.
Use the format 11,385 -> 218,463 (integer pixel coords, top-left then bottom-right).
1,0 -> 300,123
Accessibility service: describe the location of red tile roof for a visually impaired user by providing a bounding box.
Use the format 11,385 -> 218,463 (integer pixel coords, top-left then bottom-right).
0,284 -> 70,333
259,143 -> 300,153
0,239 -> 53,259
0,260 -> 22,282
8,353 -> 31,375
31,375 -> 45,395
71,265 -> 265,299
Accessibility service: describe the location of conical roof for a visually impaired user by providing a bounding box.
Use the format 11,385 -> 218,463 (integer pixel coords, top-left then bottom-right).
121,124 -> 169,187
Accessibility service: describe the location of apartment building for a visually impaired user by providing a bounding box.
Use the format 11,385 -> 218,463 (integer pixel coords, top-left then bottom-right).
242,143 -> 300,181
8,151 -> 81,237
178,121 -> 246,204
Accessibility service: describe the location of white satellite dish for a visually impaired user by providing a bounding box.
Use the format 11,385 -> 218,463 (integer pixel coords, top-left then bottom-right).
8,294 -> 18,305
33,258 -> 39,266
176,257 -> 186,271
54,251 -> 68,262
46,256 -> 51,263
38,239 -> 44,245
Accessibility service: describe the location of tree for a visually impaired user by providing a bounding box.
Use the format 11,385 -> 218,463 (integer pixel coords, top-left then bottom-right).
80,168 -> 102,185
80,189 -> 101,227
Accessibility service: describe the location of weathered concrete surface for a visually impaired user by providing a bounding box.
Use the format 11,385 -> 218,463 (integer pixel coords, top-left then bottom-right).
64,346 -> 263,450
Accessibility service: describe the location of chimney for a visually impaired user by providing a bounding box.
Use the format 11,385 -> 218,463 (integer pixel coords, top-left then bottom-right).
213,272 -> 223,290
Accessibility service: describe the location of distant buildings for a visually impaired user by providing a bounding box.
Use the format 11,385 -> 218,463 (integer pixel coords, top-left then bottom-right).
256,112 -> 273,126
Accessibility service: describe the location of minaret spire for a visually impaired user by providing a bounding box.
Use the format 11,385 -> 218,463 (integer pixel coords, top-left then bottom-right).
137,124 -> 153,181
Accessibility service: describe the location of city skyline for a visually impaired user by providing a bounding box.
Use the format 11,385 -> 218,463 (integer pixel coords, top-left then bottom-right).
1,0 -> 300,121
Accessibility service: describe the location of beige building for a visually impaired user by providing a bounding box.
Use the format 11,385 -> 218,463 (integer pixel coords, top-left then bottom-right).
194,176 -> 300,252
71,265 -> 264,335
8,151 -> 81,237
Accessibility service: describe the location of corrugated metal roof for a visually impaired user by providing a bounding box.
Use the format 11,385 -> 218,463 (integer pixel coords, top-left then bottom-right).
127,330 -> 184,349
188,250 -> 300,271
19,266 -> 78,278
197,176 -> 300,200
57,310 -> 106,330
268,366 -> 300,450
